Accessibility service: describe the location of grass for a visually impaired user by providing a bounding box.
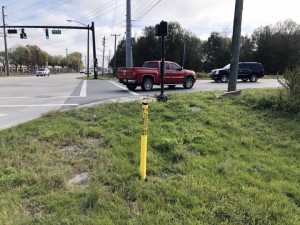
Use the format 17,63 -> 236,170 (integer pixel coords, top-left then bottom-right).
0,89 -> 299,224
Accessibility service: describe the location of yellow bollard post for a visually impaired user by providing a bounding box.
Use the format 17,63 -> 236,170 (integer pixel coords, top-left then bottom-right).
140,100 -> 149,181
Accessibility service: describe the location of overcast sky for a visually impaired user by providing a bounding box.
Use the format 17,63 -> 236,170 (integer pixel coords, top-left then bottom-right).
1,0 -> 300,67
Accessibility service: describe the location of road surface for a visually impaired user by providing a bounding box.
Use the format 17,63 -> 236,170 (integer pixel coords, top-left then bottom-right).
0,73 -> 281,130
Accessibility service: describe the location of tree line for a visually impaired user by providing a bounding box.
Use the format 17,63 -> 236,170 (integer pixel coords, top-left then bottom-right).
0,45 -> 82,73
110,19 -> 300,74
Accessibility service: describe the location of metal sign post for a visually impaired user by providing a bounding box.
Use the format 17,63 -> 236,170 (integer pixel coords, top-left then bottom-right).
156,21 -> 168,102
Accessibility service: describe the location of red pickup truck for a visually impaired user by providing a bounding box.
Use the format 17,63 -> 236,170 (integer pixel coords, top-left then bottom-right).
117,60 -> 196,91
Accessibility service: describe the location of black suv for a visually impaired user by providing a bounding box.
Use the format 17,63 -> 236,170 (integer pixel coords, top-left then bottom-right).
209,62 -> 264,82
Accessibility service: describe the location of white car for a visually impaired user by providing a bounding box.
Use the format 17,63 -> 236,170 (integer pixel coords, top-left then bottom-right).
36,68 -> 50,76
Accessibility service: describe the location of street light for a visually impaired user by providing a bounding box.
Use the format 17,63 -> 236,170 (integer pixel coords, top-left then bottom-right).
66,19 -> 90,78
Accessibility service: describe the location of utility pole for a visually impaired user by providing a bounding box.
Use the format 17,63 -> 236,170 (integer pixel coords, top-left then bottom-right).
91,22 -> 98,79
102,36 -> 106,76
111,33 -> 120,76
87,24 -> 90,78
126,0 -> 133,67
2,6 -> 9,76
66,48 -> 69,72
228,0 -> 244,91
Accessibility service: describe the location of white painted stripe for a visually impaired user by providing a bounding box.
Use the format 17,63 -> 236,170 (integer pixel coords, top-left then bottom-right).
0,114 -> 8,117
0,96 -> 81,99
80,80 -> 87,97
0,104 -> 79,107
109,81 -> 139,96
0,97 -> 28,99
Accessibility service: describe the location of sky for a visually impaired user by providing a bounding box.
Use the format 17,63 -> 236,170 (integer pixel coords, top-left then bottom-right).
1,0 -> 300,68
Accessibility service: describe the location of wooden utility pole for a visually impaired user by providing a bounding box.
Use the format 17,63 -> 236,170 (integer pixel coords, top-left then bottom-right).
111,34 -> 120,76
228,0 -> 244,91
102,36 -> 106,76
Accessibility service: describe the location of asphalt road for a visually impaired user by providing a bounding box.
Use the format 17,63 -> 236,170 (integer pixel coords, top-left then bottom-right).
0,73 -> 282,130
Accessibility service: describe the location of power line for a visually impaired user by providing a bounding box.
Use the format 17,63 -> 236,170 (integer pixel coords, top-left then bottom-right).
80,2 -> 126,24
111,0 -> 118,29
8,0 -> 48,15
5,0 -> 22,7
134,0 -> 162,21
74,0 -> 119,23
10,0 -> 73,23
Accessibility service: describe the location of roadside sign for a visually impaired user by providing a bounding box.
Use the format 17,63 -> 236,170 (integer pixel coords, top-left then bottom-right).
7,29 -> 17,34
52,30 -> 61,34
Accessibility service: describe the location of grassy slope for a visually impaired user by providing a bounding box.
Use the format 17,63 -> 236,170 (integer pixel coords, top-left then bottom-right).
0,89 -> 299,225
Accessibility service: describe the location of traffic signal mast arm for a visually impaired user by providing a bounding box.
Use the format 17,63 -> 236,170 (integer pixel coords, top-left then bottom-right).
0,25 -> 92,30
1,23 -> 98,79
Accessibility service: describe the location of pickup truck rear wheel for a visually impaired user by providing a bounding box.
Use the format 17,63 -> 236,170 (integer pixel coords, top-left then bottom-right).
126,84 -> 137,91
183,76 -> 194,89
141,77 -> 153,91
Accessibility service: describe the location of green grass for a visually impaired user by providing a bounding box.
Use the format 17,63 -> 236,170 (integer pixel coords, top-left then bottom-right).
0,89 -> 299,224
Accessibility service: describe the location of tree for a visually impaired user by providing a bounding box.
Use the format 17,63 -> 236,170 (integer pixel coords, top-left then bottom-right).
252,19 -> 300,74
112,21 -> 203,71
202,32 -> 231,71
184,32 -> 203,71
239,35 -> 255,62
0,51 -> 10,73
133,26 -> 160,66
109,38 -> 126,68
68,52 -> 82,72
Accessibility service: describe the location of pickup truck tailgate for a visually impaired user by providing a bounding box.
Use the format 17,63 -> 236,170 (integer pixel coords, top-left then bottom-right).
118,68 -> 137,84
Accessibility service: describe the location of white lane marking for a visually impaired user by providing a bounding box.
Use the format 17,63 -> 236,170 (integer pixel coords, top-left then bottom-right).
0,96 -> 81,99
109,81 -> 139,96
0,114 -> 8,117
0,97 -> 29,99
0,104 -> 79,107
80,80 -> 87,97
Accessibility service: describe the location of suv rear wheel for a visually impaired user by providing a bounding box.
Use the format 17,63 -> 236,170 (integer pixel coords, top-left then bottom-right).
249,74 -> 258,82
220,74 -> 229,83
141,77 -> 153,91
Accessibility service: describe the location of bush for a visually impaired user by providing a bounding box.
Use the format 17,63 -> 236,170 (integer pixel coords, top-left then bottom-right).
279,66 -> 300,98
277,66 -> 300,112
196,72 -> 210,79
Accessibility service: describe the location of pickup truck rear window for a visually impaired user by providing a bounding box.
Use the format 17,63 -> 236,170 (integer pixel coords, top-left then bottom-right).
143,62 -> 159,68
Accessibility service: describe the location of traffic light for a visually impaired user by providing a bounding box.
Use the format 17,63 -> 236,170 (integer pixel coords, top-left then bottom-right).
45,28 -> 49,39
20,28 -> 27,39
155,21 -> 168,37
